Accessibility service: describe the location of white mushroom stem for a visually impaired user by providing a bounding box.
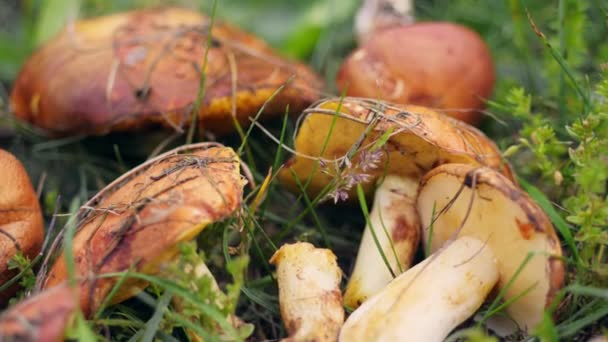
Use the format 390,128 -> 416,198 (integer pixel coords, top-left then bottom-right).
340,237 -> 499,342
355,0 -> 415,44
344,175 -> 420,308
270,242 -> 344,342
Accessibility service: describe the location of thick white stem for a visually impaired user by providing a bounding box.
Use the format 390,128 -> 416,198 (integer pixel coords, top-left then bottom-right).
270,242 -> 344,342
343,175 -> 420,308
340,237 -> 499,342
355,0 -> 415,44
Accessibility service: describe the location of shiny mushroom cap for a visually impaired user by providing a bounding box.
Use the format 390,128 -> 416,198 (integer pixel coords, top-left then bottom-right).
337,22 -> 495,125
417,163 -> 564,335
42,143 -> 246,316
0,149 -> 44,303
11,7 -> 324,137
279,97 -> 513,198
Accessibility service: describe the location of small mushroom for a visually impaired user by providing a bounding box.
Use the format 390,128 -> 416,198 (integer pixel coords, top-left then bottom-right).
279,97 -> 513,308
339,0 -> 495,124
339,236 -> 499,342
11,7 -> 323,137
417,163 -> 564,335
0,283 -> 77,342
41,143 -> 246,316
0,149 -> 44,303
270,242 -> 344,342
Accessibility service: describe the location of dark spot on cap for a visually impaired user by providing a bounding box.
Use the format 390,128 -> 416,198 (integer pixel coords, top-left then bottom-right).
463,172 -> 475,188
209,37 -> 222,48
515,218 -> 534,240
135,87 -> 151,101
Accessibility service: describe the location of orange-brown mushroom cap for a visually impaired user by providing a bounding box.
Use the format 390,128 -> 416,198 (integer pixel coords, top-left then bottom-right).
337,22 -> 495,125
10,7 -> 324,137
0,149 -> 44,303
0,283 -> 77,342
42,143 -> 246,316
279,97 -> 514,198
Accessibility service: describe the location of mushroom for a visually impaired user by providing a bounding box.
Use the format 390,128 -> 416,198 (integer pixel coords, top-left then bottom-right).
0,149 -> 44,303
338,0 -> 495,124
279,97 -> 514,308
269,242 -> 344,342
0,283 -> 77,342
339,236 -> 499,342
417,163 -> 564,335
41,142 -> 246,316
10,7 -> 323,137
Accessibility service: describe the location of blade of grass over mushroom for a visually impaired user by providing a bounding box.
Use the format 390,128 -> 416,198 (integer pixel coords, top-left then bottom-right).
519,178 -> 579,262
141,290 -> 173,342
187,0 -> 219,145
289,168 -> 331,247
425,202 -> 437,258
356,183 -> 396,278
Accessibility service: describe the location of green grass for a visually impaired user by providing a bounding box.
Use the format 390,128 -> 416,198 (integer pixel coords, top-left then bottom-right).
0,0 -> 607,341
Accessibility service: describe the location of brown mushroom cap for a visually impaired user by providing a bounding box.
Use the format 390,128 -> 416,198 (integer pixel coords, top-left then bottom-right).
10,7 -> 324,137
0,283 -> 77,342
42,143 -> 246,316
416,163 -> 564,334
279,97 -> 513,198
0,149 -> 44,303
336,22 -> 495,125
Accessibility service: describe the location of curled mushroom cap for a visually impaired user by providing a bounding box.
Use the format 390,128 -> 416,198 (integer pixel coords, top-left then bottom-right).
417,163 -> 564,334
0,149 -> 44,302
0,283 -> 77,342
11,7 -> 323,137
270,242 -> 344,342
279,97 -> 513,308
337,22 -> 495,124
42,143 -> 246,316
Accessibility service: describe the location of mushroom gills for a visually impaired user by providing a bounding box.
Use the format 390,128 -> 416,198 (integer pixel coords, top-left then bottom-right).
344,174 -> 420,308
270,242 -> 344,342
417,163 -> 564,335
340,236 -> 499,342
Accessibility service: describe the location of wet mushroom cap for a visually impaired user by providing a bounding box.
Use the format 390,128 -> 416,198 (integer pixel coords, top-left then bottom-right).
42,143 -> 246,316
417,163 -> 564,333
10,7 -> 324,137
337,22 -> 495,124
279,97 -> 514,198
0,149 -> 44,303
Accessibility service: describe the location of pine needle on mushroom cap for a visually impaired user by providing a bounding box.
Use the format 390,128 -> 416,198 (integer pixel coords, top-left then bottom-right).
41,143 -> 246,316
0,149 -> 44,303
279,97 -> 514,200
10,7 -> 324,137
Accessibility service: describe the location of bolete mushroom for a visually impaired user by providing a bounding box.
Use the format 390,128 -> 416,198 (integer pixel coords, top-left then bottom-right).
270,242 -> 344,342
338,0 -> 495,124
0,149 -> 44,303
41,142 -> 246,316
339,236 -> 499,342
11,7 -> 323,137
417,163 -> 564,334
279,97 -> 513,308
0,283 -> 77,342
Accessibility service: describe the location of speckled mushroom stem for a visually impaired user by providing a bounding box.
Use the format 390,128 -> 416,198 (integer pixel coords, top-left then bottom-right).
340,237 -> 499,342
355,0 -> 415,44
270,242 -> 344,342
343,175 -> 420,309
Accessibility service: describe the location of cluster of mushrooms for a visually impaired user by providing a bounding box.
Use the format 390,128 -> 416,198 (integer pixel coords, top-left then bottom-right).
0,1 -> 569,341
